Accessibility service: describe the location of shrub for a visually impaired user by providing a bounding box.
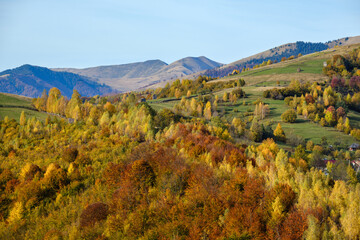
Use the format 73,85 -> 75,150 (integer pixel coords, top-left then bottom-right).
43,163 -> 69,190
80,202 -> 109,228
19,164 -> 42,181
281,109 -> 297,123
62,146 -> 78,163
286,132 -> 305,147
130,159 -> 156,190
231,88 -> 246,98
306,141 -> 314,151
350,129 -> 360,140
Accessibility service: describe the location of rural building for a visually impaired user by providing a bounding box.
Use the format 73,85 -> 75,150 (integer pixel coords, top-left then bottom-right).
349,143 -> 360,151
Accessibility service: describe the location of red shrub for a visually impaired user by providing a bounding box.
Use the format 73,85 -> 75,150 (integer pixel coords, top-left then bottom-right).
80,202 -> 109,228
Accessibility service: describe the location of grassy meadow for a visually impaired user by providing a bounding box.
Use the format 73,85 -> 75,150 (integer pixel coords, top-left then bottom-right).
0,93 -> 49,122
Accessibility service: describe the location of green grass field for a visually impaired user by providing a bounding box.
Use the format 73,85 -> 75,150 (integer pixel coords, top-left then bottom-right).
149,83 -> 359,147
237,59 -> 326,77
0,93 -> 33,107
0,93 -> 49,122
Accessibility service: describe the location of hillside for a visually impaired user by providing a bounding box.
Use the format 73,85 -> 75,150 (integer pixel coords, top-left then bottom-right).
212,42 -> 360,86
203,36 -> 360,78
1,41 -> 360,240
53,60 -> 167,84
0,92 -> 49,121
0,65 -> 115,98
53,56 -> 222,92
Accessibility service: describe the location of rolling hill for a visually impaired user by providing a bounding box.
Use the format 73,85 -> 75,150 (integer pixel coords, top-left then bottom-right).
0,65 -> 115,98
210,42 -> 360,87
0,92 -> 50,121
203,36 -> 360,78
53,56 -> 222,91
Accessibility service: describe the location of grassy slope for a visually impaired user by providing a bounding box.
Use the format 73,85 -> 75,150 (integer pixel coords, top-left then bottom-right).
148,44 -> 360,146
0,93 -> 49,122
212,43 -> 360,87
148,86 -> 359,146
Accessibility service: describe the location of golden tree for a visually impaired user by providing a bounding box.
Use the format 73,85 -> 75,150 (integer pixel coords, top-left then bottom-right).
273,123 -> 286,142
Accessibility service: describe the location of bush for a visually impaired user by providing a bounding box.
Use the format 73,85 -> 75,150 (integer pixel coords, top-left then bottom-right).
286,132 -> 305,147
43,163 -> 69,190
130,159 -> 156,190
231,88 -> 246,98
80,202 -> 109,228
19,164 -> 42,182
63,146 -> 78,163
281,109 -> 297,123
350,129 -> 360,140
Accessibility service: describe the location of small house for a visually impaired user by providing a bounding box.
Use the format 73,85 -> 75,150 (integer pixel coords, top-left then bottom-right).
349,143 -> 360,151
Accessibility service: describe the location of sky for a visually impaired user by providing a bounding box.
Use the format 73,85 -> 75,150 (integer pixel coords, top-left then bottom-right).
0,0 -> 359,71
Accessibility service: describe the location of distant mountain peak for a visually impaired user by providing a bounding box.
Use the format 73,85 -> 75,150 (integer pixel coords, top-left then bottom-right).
52,56 -> 222,91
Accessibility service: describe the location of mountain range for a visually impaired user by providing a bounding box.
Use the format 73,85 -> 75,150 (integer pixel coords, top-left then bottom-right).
52,56 -> 222,92
0,36 -> 359,98
0,65 -> 114,98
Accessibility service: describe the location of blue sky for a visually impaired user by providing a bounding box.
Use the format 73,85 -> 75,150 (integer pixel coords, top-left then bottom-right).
0,0 -> 359,71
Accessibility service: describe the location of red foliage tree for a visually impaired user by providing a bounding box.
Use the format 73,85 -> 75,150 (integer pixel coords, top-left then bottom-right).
80,202 -> 109,228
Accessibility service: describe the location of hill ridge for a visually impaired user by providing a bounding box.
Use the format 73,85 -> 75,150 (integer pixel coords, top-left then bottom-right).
0,65 -> 115,98
52,56 -> 222,91
202,36 -> 360,78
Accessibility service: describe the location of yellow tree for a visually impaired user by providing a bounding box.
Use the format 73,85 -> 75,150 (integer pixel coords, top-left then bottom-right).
20,111 -> 26,126
66,89 -> 82,119
104,102 -> 116,114
341,190 -> 360,239
273,123 -> 286,142
187,90 -> 191,98
303,215 -> 320,240
46,87 -> 61,113
223,92 -> 228,102
57,96 -> 67,116
197,103 -> 203,117
204,101 -> 212,120
100,111 -> 110,126
174,88 -> 182,98
344,117 -> 351,134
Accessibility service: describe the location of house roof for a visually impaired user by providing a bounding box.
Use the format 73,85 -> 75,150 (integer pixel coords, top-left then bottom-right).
350,143 -> 360,148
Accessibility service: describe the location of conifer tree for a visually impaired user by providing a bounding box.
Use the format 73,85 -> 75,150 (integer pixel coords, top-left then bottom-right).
204,101 -> 212,120
223,92 -> 228,102
20,111 -> 26,126
344,117 -> 351,134
273,123 -> 286,142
